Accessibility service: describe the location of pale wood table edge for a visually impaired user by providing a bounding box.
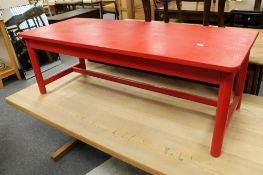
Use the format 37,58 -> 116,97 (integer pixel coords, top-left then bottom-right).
5,93 -> 161,175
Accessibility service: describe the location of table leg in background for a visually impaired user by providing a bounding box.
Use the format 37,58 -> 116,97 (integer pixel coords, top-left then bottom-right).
78,58 -> 86,69
256,67 -> 263,95
235,53 -> 249,108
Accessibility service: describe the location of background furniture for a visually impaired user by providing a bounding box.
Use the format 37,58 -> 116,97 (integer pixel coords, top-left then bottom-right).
47,8 -> 100,23
83,0 -> 101,8
231,9 -> 263,28
100,0 -> 119,19
230,0 -> 263,28
23,6 -> 47,29
3,4 -> 61,79
0,0 -> 25,87
152,0 -> 262,25
0,19 -> 21,88
255,0 -> 262,10
42,0 -> 57,16
143,0 -> 226,25
55,0 -> 83,11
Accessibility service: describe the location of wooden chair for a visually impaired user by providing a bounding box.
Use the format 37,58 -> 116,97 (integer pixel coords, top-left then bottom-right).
83,0 -> 101,8
254,0 -> 262,10
23,6 -> 47,29
22,7 -> 53,62
55,0 -> 83,10
99,0 -> 119,20
42,0 -> 57,15
142,0 -> 226,26
176,0 -> 217,23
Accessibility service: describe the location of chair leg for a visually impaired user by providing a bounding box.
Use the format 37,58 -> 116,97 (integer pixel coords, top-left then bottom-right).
142,0 -> 152,22
0,78 -> 3,88
46,51 -> 53,62
114,2 -> 120,20
176,0 -> 183,22
218,0 -> 226,27
78,58 -> 86,69
99,1 -> 103,19
204,0 -> 212,26
163,0 -> 169,23
15,70 -> 21,80
256,67 -> 263,95
246,69 -> 254,94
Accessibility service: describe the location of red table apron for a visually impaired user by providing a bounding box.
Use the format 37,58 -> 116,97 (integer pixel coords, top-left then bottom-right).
19,19 -> 258,157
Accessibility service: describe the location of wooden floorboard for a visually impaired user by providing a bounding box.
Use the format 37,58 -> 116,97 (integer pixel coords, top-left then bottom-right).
6,62 -> 263,175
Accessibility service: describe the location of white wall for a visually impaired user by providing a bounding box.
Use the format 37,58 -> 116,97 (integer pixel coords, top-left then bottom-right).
0,33 -> 11,66
0,0 -> 29,9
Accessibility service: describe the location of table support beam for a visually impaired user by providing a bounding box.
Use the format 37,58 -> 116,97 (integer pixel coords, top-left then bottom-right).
73,67 -> 218,106
27,40 -> 222,85
51,139 -> 79,161
44,62 -> 80,85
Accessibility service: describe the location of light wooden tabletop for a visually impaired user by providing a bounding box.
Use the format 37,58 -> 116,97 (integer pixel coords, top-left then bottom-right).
250,29 -> 263,65
6,62 -> 263,175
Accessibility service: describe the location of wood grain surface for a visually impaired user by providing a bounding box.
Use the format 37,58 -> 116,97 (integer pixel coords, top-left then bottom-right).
6,62 -> 263,175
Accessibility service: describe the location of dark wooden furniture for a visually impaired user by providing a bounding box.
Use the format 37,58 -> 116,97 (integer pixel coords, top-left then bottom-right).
47,8 -> 100,24
246,64 -> 263,95
23,7 -> 47,29
153,0 -> 262,26
142,0 -> 226,26
176,0 -> 225,26
99,0 -> 119,20
23,7 -> 53,62
230,10 -> 263,28
230,0 -> 263,28
255,0 -> 262,10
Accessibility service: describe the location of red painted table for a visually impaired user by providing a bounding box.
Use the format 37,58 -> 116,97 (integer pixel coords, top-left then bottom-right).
19,18 -> 258,157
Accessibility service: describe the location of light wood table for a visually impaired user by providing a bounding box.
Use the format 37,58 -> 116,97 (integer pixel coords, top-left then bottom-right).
0,20 -> 21,88
249,29 -> 263,95
6,62 -> 263,175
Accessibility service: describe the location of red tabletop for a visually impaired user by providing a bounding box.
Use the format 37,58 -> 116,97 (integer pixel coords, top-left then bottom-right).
19,18 -> 258,72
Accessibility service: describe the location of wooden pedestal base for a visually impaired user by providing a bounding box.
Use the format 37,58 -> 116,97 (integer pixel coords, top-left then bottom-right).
51,139 -> 79,161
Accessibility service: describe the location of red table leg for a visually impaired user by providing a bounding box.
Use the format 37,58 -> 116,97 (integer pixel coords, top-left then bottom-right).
78,58 -> 86,69
210,72 -> 235,157
26,42 -> 47,94
235,52 -> 249,109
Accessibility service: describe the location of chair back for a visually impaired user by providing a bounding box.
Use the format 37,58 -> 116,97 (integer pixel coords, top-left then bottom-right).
23,6 -> 46,29
142,0 -> 226,26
